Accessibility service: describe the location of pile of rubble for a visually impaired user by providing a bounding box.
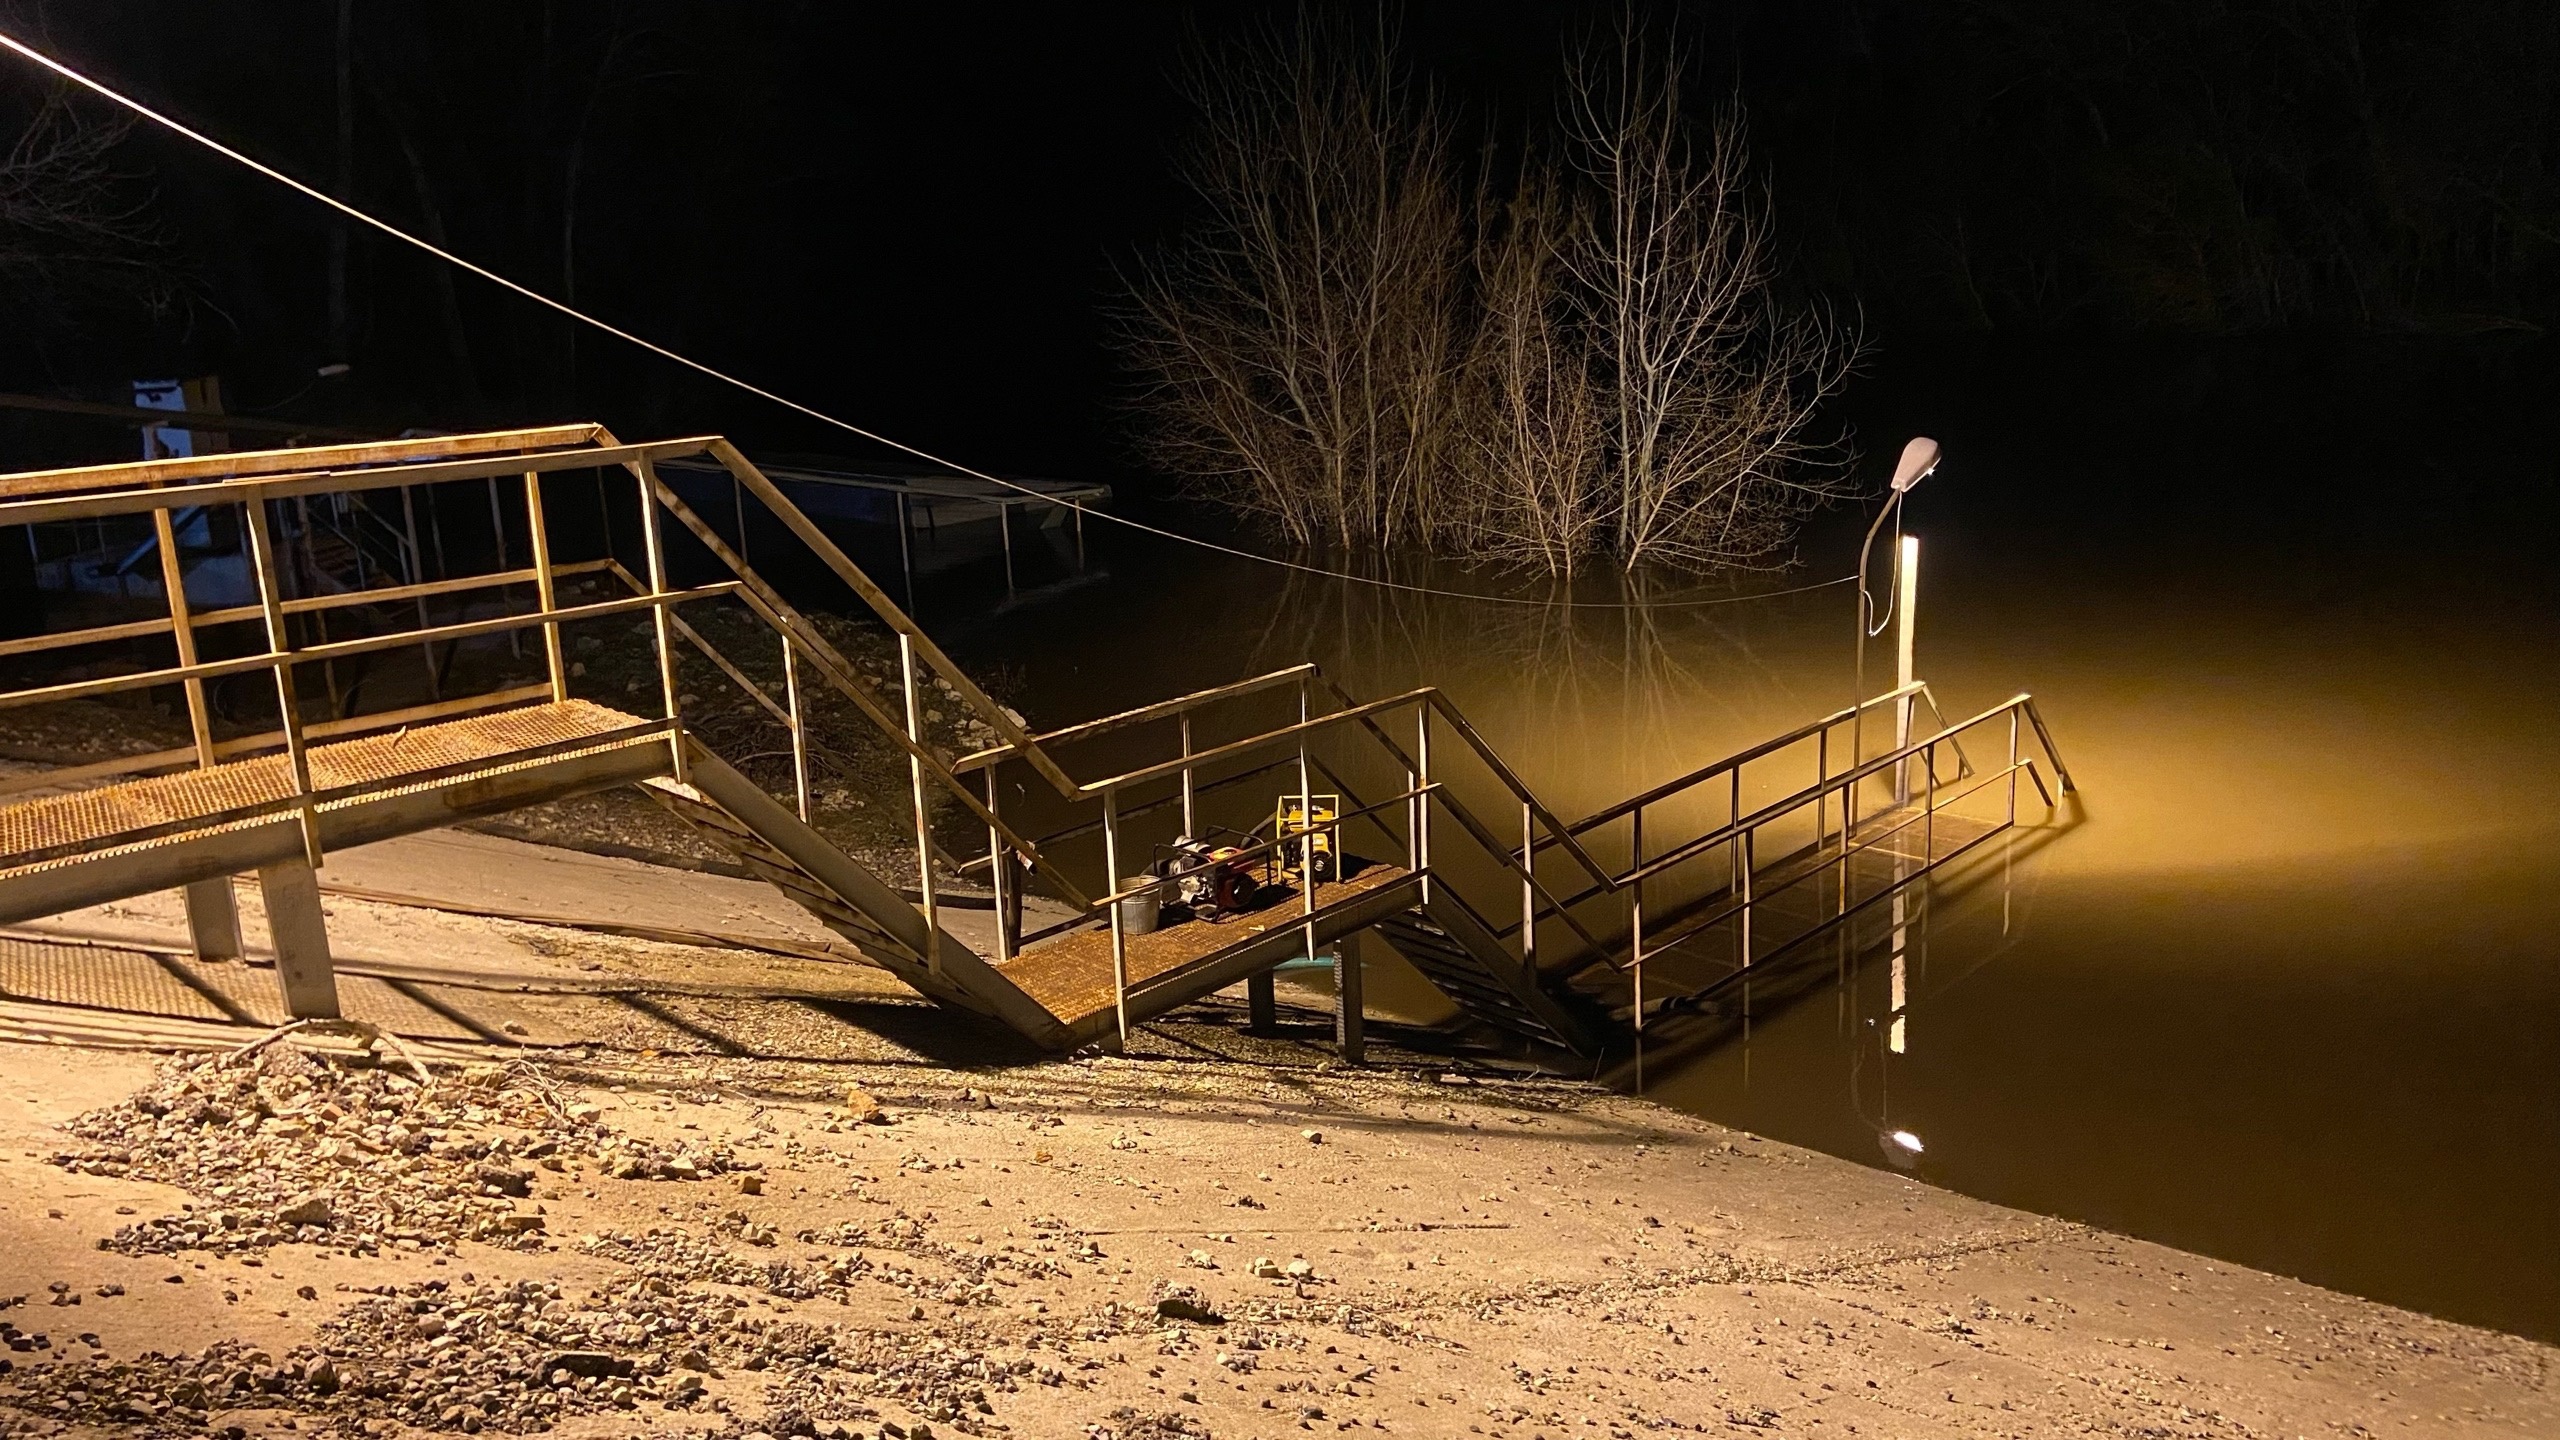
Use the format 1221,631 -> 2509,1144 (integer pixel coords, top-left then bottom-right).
51,1048 -> 744,1257
0,1272 -> 1032,1438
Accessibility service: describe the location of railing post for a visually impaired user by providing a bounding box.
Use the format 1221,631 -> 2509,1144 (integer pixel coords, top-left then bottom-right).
1815,726 -> 1829,849
1178,711 -> 1196,837
151,504 -> 214,768
1402,724 -> 1420,875
1414,707 -> 1433,905
487,475 -> 522,659
900,632 -> 941,977
783,636 -> 812,823
399,484 -> 438,699
522,470 -> 566,703
243,498 -> 321,870
1630,805 -> 1646,1033
986,767 -> 1015,964
1103,786 -> 1128,1050
1519,799 -> 1536,974
1739,825 -> 1755,970
1297,679 -> 1315,922
2008,707 -> 2020,825
156,497 -> 240,962
634,459 -> 688,784
1925,737 -> 1938,862
1728,767 -> 1743,901
1894,534 -> 1919,806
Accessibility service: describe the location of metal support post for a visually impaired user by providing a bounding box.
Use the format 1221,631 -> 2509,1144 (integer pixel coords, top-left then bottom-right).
985,768 -> 1015,964
1296,681 -> 1338,1050
634,461 -> 687,784
152,505 -> 213,766
1103,786 -> 1128,1050
257,856 -> 339,1020
400,484 -> 438,699
2008,709 -> 2021,825
900,633 -> 941,975
156,500 -> 244,959
1414,709 -> 1432,905
1815,728 -> 1829,849
1728,768 -> 1742,898
783,637 -> 812,823
1740,827 -> 1755,969
1178,712 -> 1196,838
1519,799 -> 1536,973
1334,942 -> 1364,1065
897,493 -> 916,615
487,476 -> 522,658
523,471 -> 566,703
1246,972 -> 1277,1036
1894,534 -> 1919,805
244,500 -> 321,868
1629,807 -> 1646,1032
184,878 -> 244,962
999,502 -> 1015,594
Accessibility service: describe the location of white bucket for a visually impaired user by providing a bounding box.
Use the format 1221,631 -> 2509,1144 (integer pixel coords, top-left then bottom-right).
1116,875 -> 1163,935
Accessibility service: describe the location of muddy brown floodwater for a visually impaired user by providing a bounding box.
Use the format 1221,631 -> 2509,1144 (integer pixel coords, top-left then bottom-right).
929,345 -> 2560,1344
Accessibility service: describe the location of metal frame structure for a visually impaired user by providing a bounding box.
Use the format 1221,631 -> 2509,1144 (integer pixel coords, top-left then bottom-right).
0,423 -> 2075,1061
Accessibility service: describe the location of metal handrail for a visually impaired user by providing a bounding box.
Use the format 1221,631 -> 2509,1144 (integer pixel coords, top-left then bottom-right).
0,582 -> 734,715
0,424 -> 607,500
0,436 -> 720,527
1619,692 -> 2059,891
1563,682 -> 1927,837
1634,757 -> 2047,960
0,558 -> 620,662
951,664 -> 1318,772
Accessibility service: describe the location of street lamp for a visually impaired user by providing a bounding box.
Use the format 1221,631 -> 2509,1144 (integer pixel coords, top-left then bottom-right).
1849,437 -> 1938,820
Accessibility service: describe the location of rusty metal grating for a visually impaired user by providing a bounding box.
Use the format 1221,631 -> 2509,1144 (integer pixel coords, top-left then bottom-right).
0,700 -> 644,866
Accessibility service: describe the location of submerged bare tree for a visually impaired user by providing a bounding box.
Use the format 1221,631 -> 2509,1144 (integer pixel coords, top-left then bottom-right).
1563,32 -> 1859,572
1124,16 -> 1857,576
1453,159 -> 1609,574
1119,17 -> 1466,551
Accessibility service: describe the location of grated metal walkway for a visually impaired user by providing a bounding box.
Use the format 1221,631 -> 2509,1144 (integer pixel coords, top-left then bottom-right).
0,701 -> 648,877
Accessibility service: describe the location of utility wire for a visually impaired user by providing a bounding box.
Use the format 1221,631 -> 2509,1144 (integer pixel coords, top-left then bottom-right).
0,28 -> 1857,612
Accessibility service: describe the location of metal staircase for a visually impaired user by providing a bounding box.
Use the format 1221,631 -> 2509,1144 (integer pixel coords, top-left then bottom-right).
1373,901 -> 1600,1054
0,425 -> 2075,1062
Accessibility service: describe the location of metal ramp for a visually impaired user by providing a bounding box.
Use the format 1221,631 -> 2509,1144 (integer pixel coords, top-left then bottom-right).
0,424 -> 2074,1061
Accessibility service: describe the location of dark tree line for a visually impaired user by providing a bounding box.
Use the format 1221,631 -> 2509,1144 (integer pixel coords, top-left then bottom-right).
0,2 -> 2550,485
1732,0 -> 2560,334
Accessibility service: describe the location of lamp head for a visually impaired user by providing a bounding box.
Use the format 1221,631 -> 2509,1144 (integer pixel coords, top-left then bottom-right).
1890,436 -> 1940,493
1878,1128 -> 1925,1171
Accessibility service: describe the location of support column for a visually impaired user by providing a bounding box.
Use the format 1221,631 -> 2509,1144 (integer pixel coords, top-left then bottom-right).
257,858 -> 339,1020
1332,945 -> 1364,1065
183,877 -> 243,962
1246,972 -> 1277,1036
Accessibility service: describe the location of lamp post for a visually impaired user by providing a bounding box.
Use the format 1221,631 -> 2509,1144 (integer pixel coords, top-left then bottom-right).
1849,437 -> 1939,820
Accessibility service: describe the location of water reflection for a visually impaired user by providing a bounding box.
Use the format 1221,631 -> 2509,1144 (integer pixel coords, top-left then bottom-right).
939,381 -> 2560,1341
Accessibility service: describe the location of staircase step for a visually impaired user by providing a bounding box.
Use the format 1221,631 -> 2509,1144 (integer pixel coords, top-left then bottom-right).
1374,906 -> 1588,1052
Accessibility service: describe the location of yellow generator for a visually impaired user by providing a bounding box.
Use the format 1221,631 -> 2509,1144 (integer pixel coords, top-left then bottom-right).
1271,794 -> 1339,885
